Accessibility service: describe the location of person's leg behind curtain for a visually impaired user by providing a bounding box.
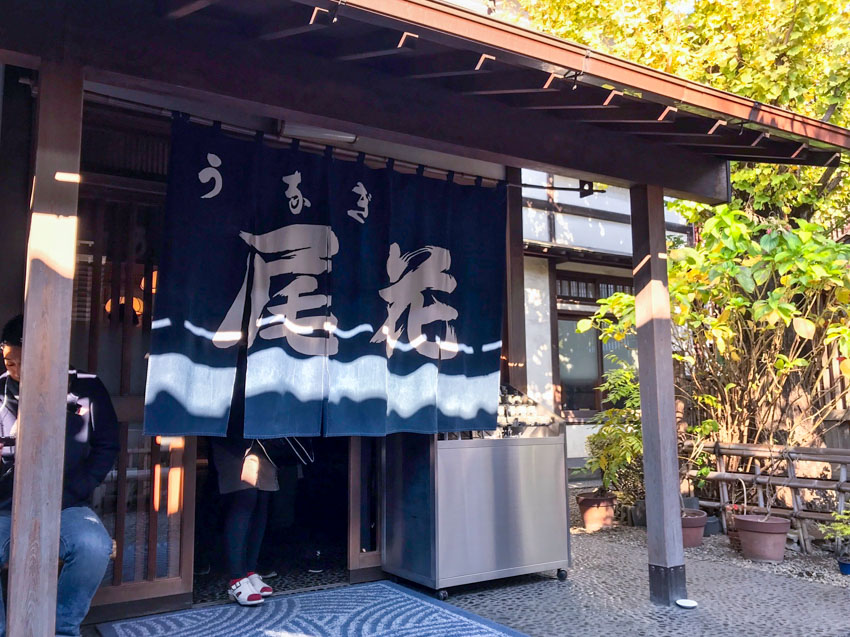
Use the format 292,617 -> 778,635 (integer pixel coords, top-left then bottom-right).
224,488 -> 259,580
245,490 -> 270,574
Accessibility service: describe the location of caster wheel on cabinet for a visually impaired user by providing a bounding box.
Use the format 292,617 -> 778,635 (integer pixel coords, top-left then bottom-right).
557,569 -> 568,581
437,589 -> 449,601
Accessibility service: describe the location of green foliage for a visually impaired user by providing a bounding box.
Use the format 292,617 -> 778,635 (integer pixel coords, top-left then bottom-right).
819,511 -> 850,556
684,418 -> 720,488
508,0 -> 850,226
585,358 -> 645,503
581,209 -> 850,447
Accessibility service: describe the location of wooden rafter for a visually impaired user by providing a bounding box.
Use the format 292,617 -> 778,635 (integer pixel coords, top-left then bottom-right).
164,0 -> 218,19
500,87 -> 626,110
256,5 -> 332,40
654,131 -> 767,147
558,105 -> 678,124
378,51 -> 496,79
440,69 -> 559,95
711,153 -> 839,166
334,30 -> 419,61
683,144 -> 810,159
597,119 -> 734,136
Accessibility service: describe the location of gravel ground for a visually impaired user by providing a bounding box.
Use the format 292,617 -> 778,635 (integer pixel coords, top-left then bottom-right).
83,523 -> 850,637
603,524 -> 850,590
449,523 -> 850,637
82,478 -> 850,637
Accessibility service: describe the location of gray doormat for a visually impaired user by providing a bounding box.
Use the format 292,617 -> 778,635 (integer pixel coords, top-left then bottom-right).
97,581 -> 526,637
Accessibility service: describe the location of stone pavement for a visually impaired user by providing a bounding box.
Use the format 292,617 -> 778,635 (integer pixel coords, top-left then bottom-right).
83,525 -> 850,636
449,528 -> 850,637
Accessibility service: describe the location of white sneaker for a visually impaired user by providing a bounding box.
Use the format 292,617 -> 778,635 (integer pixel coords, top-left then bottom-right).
248,572 -> 274,597
228,577 -> 263,606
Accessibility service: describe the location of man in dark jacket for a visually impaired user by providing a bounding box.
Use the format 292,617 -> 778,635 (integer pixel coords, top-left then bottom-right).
0,315 -> 119,637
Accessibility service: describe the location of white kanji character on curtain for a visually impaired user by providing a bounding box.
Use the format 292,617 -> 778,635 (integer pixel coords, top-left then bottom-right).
198,153 -> 223,199
282,171 -> 311,215
347,182 -> 371,224
214,224 -> 339,356
371,243 -> 458,360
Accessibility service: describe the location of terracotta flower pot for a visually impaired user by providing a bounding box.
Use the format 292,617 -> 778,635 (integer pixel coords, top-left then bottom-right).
681,508 -> 708,548
577,493 -> 616,531
735,514 -> 791,562
631,499 -> 647,527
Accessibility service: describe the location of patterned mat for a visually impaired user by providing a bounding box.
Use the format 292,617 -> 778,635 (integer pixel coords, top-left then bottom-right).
97,581 -> 526,637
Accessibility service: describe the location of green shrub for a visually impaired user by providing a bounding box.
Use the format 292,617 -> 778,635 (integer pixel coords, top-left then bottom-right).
584,359 -> 645,504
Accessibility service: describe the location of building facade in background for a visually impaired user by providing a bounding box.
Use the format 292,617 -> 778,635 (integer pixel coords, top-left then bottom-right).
521,170 -> 690,459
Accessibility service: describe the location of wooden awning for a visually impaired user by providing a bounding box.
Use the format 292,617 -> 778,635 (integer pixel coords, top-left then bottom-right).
1,0 -> 848,202
285,0 -> 849,162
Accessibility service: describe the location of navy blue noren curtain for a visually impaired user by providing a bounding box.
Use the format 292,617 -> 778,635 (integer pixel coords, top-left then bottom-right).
145,120 -> 506,438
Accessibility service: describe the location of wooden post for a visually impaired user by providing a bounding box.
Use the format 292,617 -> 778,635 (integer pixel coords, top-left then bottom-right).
786,459 -> 810,554
838,464 -> 847,556
754,462 -> 766,507
504,167 -> 527,392
630,184 -> 687,605
715,447 -> 730,533
7,60 -> 83,637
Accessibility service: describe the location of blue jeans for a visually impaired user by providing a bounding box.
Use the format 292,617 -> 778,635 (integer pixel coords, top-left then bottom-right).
0,507 -> 112,637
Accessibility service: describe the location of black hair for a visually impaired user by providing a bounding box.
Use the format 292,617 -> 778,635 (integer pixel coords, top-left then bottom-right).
1,315 -> 23,347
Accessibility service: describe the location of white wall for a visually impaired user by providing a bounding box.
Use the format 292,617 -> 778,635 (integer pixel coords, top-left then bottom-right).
524,256 -> 555,412
521,169 -> 688,255
523,257 -> 599,458
566,424 -> 598,459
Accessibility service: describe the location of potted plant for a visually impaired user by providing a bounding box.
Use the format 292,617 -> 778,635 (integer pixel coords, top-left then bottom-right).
723,503 -> 743,552
579,434 -> 619,531
732,479 -> 790,563
681,507 -> 708,548
735,513 -> 791,562
819,511 -> 850,574
580,360 -> 643,532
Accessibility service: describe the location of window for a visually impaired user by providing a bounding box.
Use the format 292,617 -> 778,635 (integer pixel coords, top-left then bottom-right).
558,318 -> 599,410
556,273 -> 636,411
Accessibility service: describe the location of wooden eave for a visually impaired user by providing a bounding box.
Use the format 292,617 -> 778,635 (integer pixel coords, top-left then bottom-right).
1,0 -> 848,204
292,0 -> 850,155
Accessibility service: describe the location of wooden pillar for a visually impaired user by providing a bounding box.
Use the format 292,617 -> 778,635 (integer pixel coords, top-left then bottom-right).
7,60 -> 83,637
504,167 -> 527,392
630,184 -> 687,605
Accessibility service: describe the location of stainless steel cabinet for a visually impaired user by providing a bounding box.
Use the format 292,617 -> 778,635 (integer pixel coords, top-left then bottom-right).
383,433 -> 569,593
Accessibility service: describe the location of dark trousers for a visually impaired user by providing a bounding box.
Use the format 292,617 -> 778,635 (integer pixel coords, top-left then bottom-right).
224,489 -> 270,580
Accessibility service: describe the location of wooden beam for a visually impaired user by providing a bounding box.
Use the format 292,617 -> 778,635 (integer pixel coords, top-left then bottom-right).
439,70 -> 559,95
504,167 -> 527,392
649,131 -> 766,147
595,119 -> 729,136
630,184 -> 686,606
680,143 -> 807,158
501,87 -> 625,110
377,51 -> 496,79
256,5 -> 331,41
0,1 -> 730,203
710,151 -> 840,167
334,31 -> 418,62
561,105 -> 678,123
7,59 -> 83,637
164,0 -> 219,19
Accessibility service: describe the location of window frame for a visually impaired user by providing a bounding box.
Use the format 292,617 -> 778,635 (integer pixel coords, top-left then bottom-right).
554,272 -> 634,413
